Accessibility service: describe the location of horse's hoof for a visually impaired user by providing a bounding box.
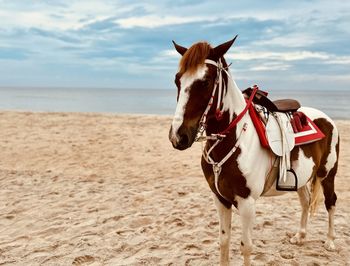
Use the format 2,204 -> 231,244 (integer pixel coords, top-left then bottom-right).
290,232 -> 305,245
324,239 -> 336,251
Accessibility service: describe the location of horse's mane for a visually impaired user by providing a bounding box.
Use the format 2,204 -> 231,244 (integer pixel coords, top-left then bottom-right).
179,42 -> 211,74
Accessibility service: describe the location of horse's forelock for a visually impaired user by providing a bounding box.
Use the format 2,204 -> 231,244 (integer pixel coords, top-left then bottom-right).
179,42 -> 211,75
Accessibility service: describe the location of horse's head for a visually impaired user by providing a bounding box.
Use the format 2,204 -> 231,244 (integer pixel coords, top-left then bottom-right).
169,36 -> 237,150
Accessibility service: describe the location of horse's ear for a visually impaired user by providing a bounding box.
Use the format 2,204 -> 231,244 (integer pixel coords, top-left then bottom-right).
212,35 -> 238,59
172,40 -> 187,56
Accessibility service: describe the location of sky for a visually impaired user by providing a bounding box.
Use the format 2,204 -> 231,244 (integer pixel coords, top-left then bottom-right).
0,0 -> 349,90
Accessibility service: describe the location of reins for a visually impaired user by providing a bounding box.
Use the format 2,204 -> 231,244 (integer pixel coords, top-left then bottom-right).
220,85 -> 258,135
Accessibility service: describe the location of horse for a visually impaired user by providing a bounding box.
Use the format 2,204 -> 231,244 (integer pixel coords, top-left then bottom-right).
168,36 -> 339,266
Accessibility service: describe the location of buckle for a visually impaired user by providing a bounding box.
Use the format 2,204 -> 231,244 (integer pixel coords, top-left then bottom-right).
211,134 -> 226,141
213,163 -> 222,176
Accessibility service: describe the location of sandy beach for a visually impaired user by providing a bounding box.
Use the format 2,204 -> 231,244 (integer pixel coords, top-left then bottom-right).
0,111 -> 349,265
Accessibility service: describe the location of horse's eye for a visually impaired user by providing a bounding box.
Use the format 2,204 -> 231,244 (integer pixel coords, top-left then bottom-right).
203,80 -> 209,87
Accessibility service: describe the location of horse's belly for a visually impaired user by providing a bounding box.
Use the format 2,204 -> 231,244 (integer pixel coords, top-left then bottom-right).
261,184 -> 287,197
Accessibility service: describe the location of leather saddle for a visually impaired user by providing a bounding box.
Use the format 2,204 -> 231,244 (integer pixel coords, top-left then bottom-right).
242,87 -> 300,113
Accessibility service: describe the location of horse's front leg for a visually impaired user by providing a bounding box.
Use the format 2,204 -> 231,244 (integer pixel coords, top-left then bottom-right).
237,196 -> 256,266
213,195 -> 232,266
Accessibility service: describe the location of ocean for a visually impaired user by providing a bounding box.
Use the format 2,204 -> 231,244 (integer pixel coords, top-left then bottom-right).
0,87 -> 349,119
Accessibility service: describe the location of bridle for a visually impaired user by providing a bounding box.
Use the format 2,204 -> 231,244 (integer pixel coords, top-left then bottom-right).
195,59 -> 258,142
195,59 -> 229,142
193,58 -> 258,201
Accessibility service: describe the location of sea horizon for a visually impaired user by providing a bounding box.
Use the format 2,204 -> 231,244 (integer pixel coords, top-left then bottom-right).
0,86 -> 349,119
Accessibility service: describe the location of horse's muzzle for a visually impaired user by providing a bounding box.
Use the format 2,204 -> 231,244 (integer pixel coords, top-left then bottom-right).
169,125 -> 196,150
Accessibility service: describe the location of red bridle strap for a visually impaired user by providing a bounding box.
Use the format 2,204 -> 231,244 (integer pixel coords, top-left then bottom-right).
219,85 -> 258,135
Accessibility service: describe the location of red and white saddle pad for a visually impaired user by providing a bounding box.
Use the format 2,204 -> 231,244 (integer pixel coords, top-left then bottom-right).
293,117 -> 325,145
249,104 -> 325,148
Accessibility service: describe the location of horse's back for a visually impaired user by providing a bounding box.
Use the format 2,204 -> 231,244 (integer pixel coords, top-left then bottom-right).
299,106 -> 337,129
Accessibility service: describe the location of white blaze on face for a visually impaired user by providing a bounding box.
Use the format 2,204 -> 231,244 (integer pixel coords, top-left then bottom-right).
170,65 -> 208,143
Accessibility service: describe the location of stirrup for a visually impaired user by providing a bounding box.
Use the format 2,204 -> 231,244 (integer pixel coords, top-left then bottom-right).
276,169 -> 298,191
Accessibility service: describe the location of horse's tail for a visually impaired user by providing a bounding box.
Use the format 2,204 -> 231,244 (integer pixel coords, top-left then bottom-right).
309,177 -> 323,216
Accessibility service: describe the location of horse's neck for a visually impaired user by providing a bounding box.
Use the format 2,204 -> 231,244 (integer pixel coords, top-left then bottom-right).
222,76 -> 246,121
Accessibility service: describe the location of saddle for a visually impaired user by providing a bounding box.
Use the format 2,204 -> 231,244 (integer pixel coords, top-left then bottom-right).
242,87 -> 301,113
243,87 -> 325,192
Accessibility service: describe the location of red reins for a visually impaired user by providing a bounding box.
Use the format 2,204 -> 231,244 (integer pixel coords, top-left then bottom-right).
219,85 -> 258,135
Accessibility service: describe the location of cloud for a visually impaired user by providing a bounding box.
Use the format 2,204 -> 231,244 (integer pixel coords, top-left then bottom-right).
227,51 -> 330,61
0,9 -> 83,31
115,15 -> 210,29
0,0 -> 348,90
249,62 -> 291,71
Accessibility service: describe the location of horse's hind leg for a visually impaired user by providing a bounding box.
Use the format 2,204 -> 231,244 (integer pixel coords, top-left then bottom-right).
321,163 -> 338,251
213,195 -> 232,266
290,185 -> 310,245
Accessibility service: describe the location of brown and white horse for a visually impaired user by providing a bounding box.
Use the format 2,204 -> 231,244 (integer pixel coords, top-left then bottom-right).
168,37 -> 339,266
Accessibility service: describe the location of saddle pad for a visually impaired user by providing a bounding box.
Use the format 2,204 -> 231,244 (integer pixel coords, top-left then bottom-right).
294,117 -> 325,145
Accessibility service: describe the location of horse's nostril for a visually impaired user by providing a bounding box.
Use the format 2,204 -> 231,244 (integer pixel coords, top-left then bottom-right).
179,134 -> 189,147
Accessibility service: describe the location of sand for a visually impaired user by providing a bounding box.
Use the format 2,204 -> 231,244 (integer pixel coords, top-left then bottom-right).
0,111 -> 349,265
